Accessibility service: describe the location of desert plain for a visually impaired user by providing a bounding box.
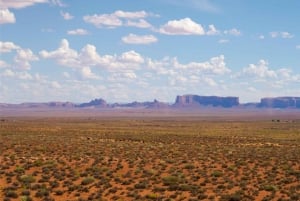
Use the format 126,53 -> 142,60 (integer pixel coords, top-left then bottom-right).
0,109 -> 299,201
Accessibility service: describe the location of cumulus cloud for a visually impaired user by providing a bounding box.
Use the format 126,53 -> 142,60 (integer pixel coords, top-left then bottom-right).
175,55 -> 230,74
126,19 -> 152,28
206,24 -> 220,35
40,39 -> 79,67
83,10 -> 152,29
114,10 -> 148,19
79,67 -> 99,79
14,49 -> 39,70
67,29 -> 89,35
40,39 -> 146,69
0,60 -> 9,68
159,18 -> 205,35
60,11 -> 73,20
83,14 -> 122,28
224,28 -> 241,36
122,34 -> 157,44
0,0 -> 47,9
0,41 -> 38,70
203,77 -> 217,87
270,31 -> 294,39
1,69 -> 33,80
0,9 -> 15,24
0,41 -> 20,52
240,60 -> 277,78
119,51 -> 144,64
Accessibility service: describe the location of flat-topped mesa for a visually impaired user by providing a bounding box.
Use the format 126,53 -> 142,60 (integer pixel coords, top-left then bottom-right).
260,97 -> 300,108
174,95 -> 239,108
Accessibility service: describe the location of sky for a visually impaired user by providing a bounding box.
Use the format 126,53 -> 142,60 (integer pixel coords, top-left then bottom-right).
0,0 -> 300,104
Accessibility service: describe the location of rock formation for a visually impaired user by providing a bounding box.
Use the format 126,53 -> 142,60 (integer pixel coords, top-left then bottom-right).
174,95 -> 239,108
77,98 -> 107,108
259,97 -> 300,108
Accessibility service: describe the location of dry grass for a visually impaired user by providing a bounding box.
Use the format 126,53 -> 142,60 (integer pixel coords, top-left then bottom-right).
0,117 -> 299,201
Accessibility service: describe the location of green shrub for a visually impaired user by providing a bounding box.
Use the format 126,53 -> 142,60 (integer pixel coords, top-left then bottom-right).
81,177 -> 95,185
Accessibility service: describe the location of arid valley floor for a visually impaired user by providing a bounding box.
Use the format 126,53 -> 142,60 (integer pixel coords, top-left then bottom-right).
0,109 -> 299,201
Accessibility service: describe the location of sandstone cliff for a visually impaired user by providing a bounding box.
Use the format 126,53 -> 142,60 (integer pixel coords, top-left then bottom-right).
174,95 -> 239,108
259,97 -> 300,108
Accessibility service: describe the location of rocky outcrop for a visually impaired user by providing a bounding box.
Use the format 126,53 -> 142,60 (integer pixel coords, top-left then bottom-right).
259,97 -> 300,108
78,98 -> 107,108
112,99 -> 170,109
174,95 -> 239,108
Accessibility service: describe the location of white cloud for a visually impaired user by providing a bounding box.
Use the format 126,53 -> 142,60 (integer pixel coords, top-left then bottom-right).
50,0 -> 65,7
114,10 -> 148,19
83,14 -> 122,28
0,41 -> 20,52
67,29 -> 89,35
119,51 -> 144,64
224,28 -> 241,36
126,19 -> 152,28
0,60 -> 8,68
259,35 -> 265,40
79,67 -> 99,79
79,44 -> 101,66
270,31 -> 294,39
247,87 -> 257,92
296,45 -> 300,49
1,69 -> 33,80
241,60 -> 277,78
122,34 -> 157,44
203,77 -> 217,86
60,11 -> 73,20
50,81 -> 61,89
14,49 -> 39,70
159,18 -> 205,35
178,55 -> 230,74
0,0 -> 47,9
0,41 -> 39,70
0,9 -> 15,24
40,39 -> 79,67
2,69 -> 14,77
83,10 -> 153,29
206,24 -> 220,35
39,39 -> 145,73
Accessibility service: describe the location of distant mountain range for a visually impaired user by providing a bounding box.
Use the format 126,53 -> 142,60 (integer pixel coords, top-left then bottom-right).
1,95 -> 300,109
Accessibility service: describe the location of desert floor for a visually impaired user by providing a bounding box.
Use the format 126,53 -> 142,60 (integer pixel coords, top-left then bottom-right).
0,110 -> 299,200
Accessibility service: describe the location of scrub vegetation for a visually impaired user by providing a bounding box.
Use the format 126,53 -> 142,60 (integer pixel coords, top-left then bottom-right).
0,117 -> 299,201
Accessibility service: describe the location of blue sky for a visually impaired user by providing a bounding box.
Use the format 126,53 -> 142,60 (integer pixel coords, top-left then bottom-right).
1,0 -> 300,103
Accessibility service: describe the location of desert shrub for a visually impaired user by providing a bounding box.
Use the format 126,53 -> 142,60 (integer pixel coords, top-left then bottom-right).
162,176 -> 179,185
5,190 -> 18,198
55,190 -> 64,195
21,190 -> 30,196
134,181 -> 147,189
220,193 -> 241,201
262,185 -> 278,192
19,174 -> 36,183
35,188 -> 49,198
81,177 -> 95,185
184,163 -> 195,169
14,166 -> 25,174
20,196 -> 33,201
146,193 -> 158,199
211,170 -> 223,177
